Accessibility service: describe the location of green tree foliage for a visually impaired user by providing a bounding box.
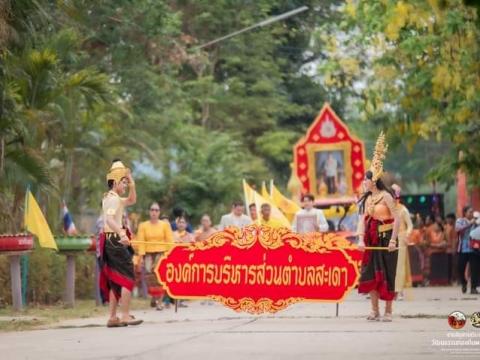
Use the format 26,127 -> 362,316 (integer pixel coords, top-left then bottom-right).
1,0 -> 349,305
319,0 -> 480,185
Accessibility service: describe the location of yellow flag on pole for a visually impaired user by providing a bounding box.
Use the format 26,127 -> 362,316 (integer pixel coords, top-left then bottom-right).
270,181 -> 301,222
243,180 -> 290,228
261,181 -> 270,200
24,190 -> 58,250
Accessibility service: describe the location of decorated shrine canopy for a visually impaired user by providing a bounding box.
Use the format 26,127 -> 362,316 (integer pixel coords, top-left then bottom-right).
156,225 -> 362,314
293,103 -> 366,205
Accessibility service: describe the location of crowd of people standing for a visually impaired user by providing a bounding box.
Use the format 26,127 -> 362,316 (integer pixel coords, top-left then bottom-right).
406,206 -> 480,295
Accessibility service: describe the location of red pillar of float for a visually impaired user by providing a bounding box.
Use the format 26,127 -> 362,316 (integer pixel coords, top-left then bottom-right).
471,187 -> 480,211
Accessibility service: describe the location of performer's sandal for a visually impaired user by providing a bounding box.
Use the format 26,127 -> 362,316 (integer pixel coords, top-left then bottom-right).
366,312 -> 380,321
107,317 -> 127,328
121,315 -> 143,326
382,313 -> 393,322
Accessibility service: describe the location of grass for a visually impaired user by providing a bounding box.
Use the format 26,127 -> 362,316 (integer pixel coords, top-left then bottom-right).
0,298 -> 150,332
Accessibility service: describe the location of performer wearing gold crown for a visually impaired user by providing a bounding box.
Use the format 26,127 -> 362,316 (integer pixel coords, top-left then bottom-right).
357,132 -> 400,322
98,159 -> 143,327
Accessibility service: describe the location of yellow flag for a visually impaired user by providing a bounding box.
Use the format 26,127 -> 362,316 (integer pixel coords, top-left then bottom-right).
24,190 -> 58,250
322,204 -> 358,219
243,180 -> 290,228
261,181 -> 270,200
243,179 -> 254,206
270,181 -> 301,222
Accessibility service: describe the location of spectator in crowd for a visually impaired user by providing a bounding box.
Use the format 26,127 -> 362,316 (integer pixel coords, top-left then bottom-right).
427,221 -> 448,285
249,203 -> 258,222
456,205 -> 479,294
195,214 -> 217,241
408,216 -> 426,286
218,201 -> 252,230
409,216 -> 425,246
259,203 -> 283,228
174,216 -> 195,243
292,194 -> 328,234
424,214 -> 436,246
136,202 -> 174,310
171,207 -> 193,233
444,213 -> 458,284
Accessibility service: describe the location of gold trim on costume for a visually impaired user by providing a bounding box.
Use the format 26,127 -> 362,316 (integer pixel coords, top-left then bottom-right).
378,223 -> 394,233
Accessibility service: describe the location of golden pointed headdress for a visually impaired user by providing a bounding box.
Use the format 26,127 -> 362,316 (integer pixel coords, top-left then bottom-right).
369,131 -> 388,182
106,160 -> 129,184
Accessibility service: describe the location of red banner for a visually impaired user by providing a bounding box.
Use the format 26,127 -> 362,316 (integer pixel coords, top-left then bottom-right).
156,225 -> 361,314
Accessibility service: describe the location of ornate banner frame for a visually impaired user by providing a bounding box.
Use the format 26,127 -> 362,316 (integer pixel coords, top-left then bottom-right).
155,225 -> 361,314
294,103 -> 366,199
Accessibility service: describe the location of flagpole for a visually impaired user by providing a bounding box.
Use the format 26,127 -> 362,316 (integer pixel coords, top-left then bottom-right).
23,186 -> 30,232
242,179 -> 251,217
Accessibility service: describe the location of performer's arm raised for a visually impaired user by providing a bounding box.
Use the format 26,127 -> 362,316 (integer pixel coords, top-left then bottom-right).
123,170 -> 137,206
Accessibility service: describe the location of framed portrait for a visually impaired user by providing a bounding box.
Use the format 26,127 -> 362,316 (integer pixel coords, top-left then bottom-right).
306,143 -> 353,198
293,104 -> 366,199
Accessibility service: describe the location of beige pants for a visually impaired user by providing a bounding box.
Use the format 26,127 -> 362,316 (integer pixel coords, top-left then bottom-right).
395,236 -> 412,292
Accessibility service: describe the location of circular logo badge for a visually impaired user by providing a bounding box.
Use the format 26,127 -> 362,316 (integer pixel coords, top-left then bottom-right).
448,311 -> 467,329
470,312 -> 480,328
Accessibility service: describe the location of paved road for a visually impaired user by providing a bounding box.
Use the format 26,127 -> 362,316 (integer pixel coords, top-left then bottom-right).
1,287 -> 480,360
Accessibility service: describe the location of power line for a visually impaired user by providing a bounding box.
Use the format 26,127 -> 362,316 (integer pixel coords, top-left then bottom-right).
192,6 -> 309,51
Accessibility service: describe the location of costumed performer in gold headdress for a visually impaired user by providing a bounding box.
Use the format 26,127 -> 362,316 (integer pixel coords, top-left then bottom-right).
357,132 -> 400,322
98,159 -> 143,327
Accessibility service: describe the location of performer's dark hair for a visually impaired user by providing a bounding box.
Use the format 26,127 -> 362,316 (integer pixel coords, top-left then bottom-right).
301,193 -> 315,202
358,170 -> 395,214
112,158 -> 121,163
249,203 -> 256,209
